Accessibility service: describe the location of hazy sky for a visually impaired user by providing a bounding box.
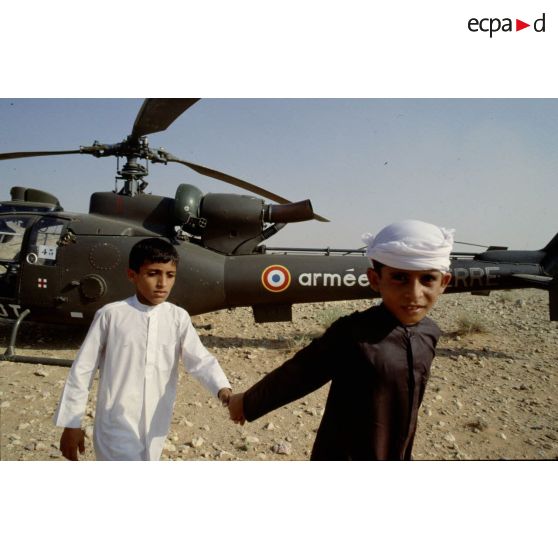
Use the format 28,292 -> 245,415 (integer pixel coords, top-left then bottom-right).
1,98 -> 556,251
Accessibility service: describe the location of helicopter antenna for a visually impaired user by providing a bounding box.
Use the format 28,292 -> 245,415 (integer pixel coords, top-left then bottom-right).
454,240 -> 489,248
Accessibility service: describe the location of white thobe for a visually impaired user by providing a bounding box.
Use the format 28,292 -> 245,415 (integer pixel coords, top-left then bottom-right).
53,296 -> 231,460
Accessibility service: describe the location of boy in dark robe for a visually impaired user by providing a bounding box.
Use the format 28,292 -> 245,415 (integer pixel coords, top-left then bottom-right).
228,220 -> 454,460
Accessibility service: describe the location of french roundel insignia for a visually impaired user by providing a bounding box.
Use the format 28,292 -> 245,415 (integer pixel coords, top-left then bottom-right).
261,265 -> 291,293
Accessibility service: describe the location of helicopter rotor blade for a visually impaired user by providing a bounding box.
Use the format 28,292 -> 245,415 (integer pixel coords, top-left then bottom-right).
1,98 -> 329,223
164,153 -> 329,222
0,149 -> 83,160
131,98 -> 200,140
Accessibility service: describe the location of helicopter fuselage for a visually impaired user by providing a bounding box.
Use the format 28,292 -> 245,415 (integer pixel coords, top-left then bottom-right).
0,207 -> 553,325
1,188 -> 557,326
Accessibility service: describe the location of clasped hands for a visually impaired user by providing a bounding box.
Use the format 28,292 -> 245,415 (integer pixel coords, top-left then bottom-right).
219,388 -> 246,425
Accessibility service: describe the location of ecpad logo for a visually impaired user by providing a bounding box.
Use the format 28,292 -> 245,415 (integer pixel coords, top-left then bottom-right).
468,13 -> 546,38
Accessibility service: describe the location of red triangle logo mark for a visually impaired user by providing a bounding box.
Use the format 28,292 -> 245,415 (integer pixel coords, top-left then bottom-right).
516,19 -> 530,31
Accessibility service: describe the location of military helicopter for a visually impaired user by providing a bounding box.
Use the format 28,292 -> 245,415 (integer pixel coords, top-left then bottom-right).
1,99 -> 557,365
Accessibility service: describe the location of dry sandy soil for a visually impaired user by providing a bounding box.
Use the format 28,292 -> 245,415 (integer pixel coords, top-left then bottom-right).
1,288 -> 556,461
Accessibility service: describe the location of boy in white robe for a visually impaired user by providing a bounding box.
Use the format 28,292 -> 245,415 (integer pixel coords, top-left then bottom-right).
54,238 -> 231,461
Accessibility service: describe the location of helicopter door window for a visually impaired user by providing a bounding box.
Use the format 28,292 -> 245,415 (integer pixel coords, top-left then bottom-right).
28,218 -> 66,266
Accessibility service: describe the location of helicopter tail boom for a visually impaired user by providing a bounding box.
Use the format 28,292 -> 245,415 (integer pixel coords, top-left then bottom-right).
541,233 -> 558,320
541,232 -> 558,277
475,232 -> 558,320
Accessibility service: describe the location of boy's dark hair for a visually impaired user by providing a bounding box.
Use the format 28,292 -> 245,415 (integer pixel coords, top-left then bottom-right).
129,238 -> 179,272
371,260 -> 385,275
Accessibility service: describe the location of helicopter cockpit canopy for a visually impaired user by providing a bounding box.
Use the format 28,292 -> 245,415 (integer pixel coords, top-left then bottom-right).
0,214 -> 36,299
0,216 -> 33,256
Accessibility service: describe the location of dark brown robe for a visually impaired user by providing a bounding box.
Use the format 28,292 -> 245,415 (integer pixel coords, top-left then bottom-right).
243,304 -> 441,460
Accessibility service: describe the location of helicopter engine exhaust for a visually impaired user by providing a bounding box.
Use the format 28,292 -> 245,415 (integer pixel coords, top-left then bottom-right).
263,200 -> 314,224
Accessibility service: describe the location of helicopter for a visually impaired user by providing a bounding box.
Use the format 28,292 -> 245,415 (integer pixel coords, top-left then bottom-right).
1,98 -> 557,366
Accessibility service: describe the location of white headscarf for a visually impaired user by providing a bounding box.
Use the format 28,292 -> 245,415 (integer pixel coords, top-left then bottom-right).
362,220 -> 455,273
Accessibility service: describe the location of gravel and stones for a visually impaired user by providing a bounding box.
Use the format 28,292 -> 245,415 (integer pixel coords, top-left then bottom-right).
1,289 -> 556,461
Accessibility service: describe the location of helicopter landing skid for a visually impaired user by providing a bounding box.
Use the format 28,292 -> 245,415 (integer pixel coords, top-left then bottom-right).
1,309 -> 74,367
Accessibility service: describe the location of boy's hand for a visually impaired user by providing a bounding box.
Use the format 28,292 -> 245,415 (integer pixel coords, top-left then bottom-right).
60,427 -> 86,461
218,388 -> 232,407
228,392 -> 246,425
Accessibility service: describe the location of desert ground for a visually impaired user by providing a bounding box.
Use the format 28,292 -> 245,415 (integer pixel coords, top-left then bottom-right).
0,288 -> 556,461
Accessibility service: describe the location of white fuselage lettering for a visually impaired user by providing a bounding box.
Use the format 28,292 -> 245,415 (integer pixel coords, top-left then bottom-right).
297,271 -> 370,288
0,303 -> 22,318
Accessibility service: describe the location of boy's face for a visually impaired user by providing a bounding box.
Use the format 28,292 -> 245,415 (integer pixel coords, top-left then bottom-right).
367,265 -> 451,325
127,260 -> 177,306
